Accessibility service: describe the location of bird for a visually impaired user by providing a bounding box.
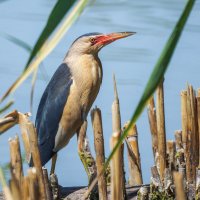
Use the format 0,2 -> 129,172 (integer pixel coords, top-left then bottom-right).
34,32 -> 135,171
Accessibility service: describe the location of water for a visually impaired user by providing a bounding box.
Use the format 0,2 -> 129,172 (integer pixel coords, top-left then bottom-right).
0,0 -> 200,187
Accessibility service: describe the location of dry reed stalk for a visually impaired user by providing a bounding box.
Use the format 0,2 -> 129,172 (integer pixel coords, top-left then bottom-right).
186,85 -> 197,183
9,179 -> 21,200
111,74 -> 126,199
9,136 -> 23,186
197,89 -> 200,168
91,108 -> 107,200
166,140 -> 175,171
43,167 -> 53,200
181,90 -> 188,147
187,85 -> 198,182
27,122 -> 46,200
110,132 -> 123,200
27,168 -> 40,200
0,110 -> 18,134
173,171 -> 186,200
21,176 -> 29,200
125,122 -> 143,185
147,96 -> 158,160
156,81 -> 166,181
18,112 -> 31,162
181,90 -> 192,183
0,168 -> 13,200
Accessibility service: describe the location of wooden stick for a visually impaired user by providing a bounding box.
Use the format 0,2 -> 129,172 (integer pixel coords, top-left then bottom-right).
9,136 -> 23,186
91,107 -> 107,200
27,122 -> 46,200
173,171 -> 186,200
125,122 -> 143,185
27,168 -> 40,200
111,74 -> 126,199
156,80 -> 166,181
197,89 -> 200,168
43,167 -> 53,200
147,96 -> 158,160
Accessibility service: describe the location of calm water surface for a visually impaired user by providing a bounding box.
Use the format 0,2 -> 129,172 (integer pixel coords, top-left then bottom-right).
0,0 -> 200,187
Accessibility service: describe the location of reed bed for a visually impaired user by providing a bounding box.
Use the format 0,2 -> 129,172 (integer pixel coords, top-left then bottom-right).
1,81 -> 200,200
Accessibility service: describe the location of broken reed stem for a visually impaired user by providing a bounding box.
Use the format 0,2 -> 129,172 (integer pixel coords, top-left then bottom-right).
0,110 -> 18,134
43,168 -> 53,200
187,85 -> 198,182
18,112 -> 31,163
110,132 -> 123,200
0,168 -> 13,200
9,135 -> 23,186
111,74 -> 126,199
173,172 -> 186,200
21,177 -> 29,200
91,108 -> 107,200
156,80 -> 166,181
27,168 -> 40,200
181,90 -> 192,183
9,179 -> 21,200
27,122 -> 46,200
166,140 -> 175,171
147,96 -> 158,161
197,89 -> 200,168
125,122 -> 143,185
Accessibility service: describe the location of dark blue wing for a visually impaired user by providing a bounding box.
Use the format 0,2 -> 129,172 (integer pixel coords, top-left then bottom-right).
35,63 -> 72,166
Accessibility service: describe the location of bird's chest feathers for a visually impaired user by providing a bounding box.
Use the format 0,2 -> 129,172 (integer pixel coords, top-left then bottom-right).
73,56 -> 102,108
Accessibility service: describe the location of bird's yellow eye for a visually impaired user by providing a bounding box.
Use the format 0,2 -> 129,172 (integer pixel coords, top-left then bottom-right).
90,38 -> 96,45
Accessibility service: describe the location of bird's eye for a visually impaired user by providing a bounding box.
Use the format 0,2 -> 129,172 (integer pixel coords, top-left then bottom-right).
90,38 -> 96,45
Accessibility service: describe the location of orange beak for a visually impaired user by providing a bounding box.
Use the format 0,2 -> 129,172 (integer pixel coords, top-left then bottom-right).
95,32 -> 136,46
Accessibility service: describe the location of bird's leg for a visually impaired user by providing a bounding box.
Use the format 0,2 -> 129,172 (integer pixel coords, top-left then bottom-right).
77,121 -> 97,185
50,153 -> 57,175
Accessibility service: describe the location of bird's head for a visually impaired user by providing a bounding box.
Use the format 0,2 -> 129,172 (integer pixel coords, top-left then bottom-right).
69,32 -> 135,55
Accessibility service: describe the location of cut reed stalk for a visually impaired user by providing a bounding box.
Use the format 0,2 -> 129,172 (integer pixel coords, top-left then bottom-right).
187,85 -> 198,182
147,96 -> 158,161
27,167 -> 40,200
0,168 -> 13,200
43,167 -> 53,200
181,90 -> 188,147
111,74 -> 126,199
166,140 -> 175,171
156,80 -> 166,181
110,132 -> 123,200
9,178 -> 21,200
9,136 -> 23,186
27,122 -> 46,200
173,171 -> 186,200
21,177 -> 29,200
18,112 -> 31,162
125,122 -> 143,185
91,107 -> 107,200
196,89 -> 200,168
